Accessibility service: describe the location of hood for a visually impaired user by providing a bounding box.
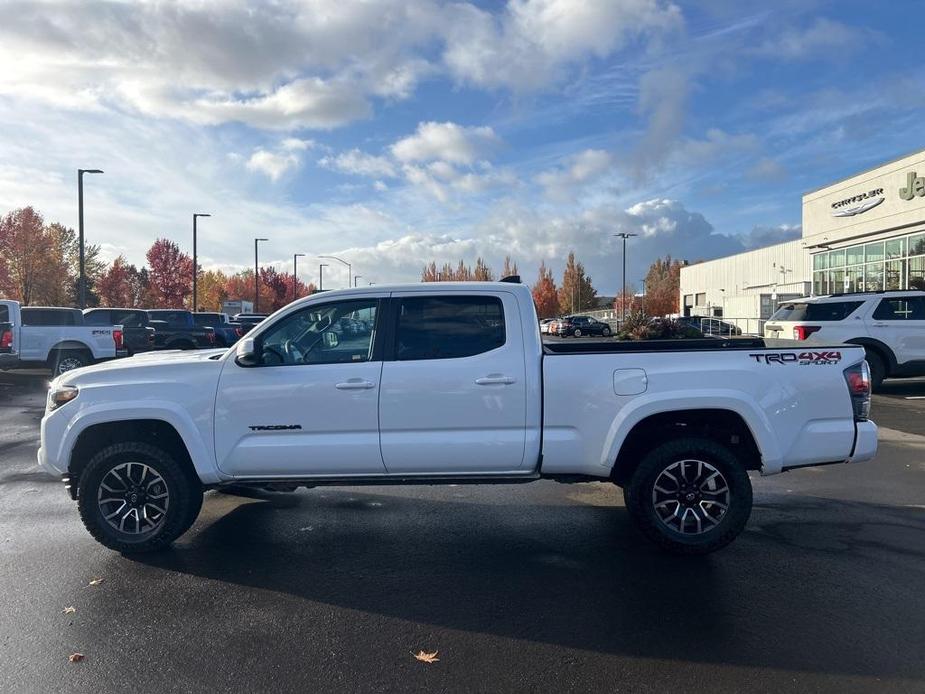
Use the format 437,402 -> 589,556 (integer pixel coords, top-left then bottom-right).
55,348 -> 228,387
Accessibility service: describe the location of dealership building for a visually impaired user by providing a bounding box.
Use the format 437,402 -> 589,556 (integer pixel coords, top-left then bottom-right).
680,148 -> 925,333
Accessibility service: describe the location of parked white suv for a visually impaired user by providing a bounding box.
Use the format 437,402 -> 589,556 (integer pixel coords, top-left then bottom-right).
764,291 -> 925,389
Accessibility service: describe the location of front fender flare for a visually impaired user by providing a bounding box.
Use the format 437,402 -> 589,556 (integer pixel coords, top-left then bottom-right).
59,400 -> 225,484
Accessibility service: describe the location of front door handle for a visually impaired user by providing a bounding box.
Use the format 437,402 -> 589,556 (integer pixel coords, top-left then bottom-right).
872,323 -> 887,328
335,379 -> 376,390
475,375 -> 516,385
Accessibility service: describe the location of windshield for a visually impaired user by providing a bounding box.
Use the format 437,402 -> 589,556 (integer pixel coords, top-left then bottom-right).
769,301 -> 864,322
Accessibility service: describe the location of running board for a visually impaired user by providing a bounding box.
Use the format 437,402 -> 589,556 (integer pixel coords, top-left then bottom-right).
216,472 -> 542,489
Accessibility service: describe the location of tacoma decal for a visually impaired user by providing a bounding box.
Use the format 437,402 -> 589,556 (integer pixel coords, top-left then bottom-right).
749,351 -> 842,365
248,424 -> 303,431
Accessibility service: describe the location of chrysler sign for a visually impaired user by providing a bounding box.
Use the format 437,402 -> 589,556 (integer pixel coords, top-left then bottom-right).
831,187 -> 884,217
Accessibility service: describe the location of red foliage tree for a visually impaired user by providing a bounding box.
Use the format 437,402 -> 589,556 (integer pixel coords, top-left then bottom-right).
146,238 -> 193,308
531,261 -> 560,319
97,255 -> 135,307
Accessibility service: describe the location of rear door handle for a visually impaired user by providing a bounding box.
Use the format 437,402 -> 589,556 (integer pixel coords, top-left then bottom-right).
872,323 -> 887,328
475,376 -> 516,385
335,379 -> 376,390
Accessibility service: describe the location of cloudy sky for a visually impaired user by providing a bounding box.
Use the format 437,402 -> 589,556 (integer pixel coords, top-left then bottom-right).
0,0 -> 921,292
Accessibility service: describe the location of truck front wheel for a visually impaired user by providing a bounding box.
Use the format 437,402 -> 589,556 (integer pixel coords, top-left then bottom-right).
623,437 -> 752,555
76,442 -> 203,553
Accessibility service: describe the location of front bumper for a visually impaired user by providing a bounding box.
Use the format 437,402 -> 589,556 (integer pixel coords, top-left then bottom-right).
849,420 -> 878,463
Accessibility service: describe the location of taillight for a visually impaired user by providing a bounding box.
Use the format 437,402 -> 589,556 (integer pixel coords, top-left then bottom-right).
234,326 -> 243,337
0,329 -> 11,350
113,329 -> 124,350
793,325 -> 821,340
207,330 -> 215,344
843,361 -> 871,422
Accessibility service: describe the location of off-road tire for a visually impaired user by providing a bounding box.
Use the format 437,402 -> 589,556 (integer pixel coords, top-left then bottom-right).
623,437 -> 752,555
77,442 -> 203,553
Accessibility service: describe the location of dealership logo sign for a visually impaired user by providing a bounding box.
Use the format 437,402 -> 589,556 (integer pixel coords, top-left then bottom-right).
831,188 -> 884,217
899,171 -> 925,201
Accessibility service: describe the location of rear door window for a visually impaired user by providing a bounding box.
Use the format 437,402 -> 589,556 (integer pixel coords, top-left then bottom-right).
83,310 -> 112,325
769,301 -> 864,322
872,297 -> 925,321
395,296 -> 505,361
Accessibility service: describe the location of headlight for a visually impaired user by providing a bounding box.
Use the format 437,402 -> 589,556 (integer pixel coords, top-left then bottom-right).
48,385 -> 79,411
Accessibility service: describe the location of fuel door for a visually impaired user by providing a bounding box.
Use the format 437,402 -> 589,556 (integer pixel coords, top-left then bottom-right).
613,368 -> 648,396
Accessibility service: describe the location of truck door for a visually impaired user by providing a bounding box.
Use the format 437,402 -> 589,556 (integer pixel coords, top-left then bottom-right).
214,297 -> 386,477
378,291 -> 528,473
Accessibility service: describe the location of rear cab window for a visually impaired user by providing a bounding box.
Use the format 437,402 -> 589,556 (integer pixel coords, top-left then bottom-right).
769,301 -> 864,322
395,295 -> 505,360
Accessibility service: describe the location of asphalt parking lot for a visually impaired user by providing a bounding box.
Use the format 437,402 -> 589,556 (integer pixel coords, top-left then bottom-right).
1,371 -> 923,693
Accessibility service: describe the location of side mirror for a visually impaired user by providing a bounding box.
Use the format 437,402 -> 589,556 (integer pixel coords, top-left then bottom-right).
235,337 -> 260,366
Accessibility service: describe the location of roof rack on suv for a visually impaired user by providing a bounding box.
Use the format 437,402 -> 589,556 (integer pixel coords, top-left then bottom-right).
825,289 -> 924,297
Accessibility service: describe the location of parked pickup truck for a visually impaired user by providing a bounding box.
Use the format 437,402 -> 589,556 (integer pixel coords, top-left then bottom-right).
0,300 -> 126,375
38,280 -> 877,555
146,310 -> 215,350
84,308 -> 156,356
193,312 -> 240,347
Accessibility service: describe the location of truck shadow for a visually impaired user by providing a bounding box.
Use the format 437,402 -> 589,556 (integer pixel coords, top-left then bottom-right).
130,487 -> 925,680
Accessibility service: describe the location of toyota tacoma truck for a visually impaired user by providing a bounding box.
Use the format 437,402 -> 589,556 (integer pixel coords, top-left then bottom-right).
0,301 -> 127,375
38,280 -> 878,555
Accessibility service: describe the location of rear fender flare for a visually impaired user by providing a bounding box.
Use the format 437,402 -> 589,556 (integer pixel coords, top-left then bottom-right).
601,390 -> 782,475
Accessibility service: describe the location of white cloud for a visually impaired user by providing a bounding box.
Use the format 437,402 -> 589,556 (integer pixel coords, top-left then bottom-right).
281,138 -> 315,151
443,0 -> 682,91
245,149 -> 300,181
752,18 -> 870,61
537,149 -> 614,200
319,149 -> 398,178
391,122 -> 502,165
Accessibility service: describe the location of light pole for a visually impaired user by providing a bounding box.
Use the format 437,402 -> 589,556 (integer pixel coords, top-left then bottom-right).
254,238 -> 268,312
192,213 -> 210,312
293,253 -> 305,302
77,168 -> 103,308
319,255 -> 351,288
319,263 -> 329,291
639,277 -> 647,314
613,232 -> 637,322
353,275 -> 362,287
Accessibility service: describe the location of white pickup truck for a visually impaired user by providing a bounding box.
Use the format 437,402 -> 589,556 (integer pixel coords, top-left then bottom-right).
0,300 -> 127,376
38,280 -> 878,555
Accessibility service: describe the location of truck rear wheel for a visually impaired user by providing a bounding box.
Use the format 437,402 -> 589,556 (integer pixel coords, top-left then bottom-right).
623,437 -> 752,555
76,442 -> 203,553
50,349 -> 91,376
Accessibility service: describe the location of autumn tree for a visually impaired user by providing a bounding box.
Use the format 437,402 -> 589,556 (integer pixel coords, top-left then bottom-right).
189,269 -> 225,311
421,261 -> 439,282
557,251 -> 597,313
501,256 -> 519,278
97,256 -> 136,307
472,257 -> 494,281
531,261 -> 560,318
47,222 -> 103,306
0,207 -> 53,304
612,287 -> 643,318
643,255 -> 686,317
146,238 -> 193,308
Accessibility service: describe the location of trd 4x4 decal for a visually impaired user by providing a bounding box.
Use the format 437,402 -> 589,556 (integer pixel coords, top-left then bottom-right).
749,351 -> 842,365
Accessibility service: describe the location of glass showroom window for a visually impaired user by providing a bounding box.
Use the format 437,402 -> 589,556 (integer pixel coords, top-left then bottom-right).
911,256 -> 925,290
910,233 -> 925,257
885,260 -> 905,290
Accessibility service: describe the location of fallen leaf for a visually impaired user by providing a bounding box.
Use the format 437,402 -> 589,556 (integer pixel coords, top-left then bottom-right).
62,606 -> 76,615
88,578 -> 103,586
68,653 -> 85,663
412,650 -> 440,664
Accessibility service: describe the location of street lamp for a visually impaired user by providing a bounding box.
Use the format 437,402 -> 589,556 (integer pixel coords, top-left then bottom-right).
77,168 -> 104,308
353,275 -> 362,287
613,232 -> 637,322
192,213 -> 211,312
293,253 -> 305,301
319,263 -> 329,292
319,254 -> 351,288
254,238 -> 268,312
